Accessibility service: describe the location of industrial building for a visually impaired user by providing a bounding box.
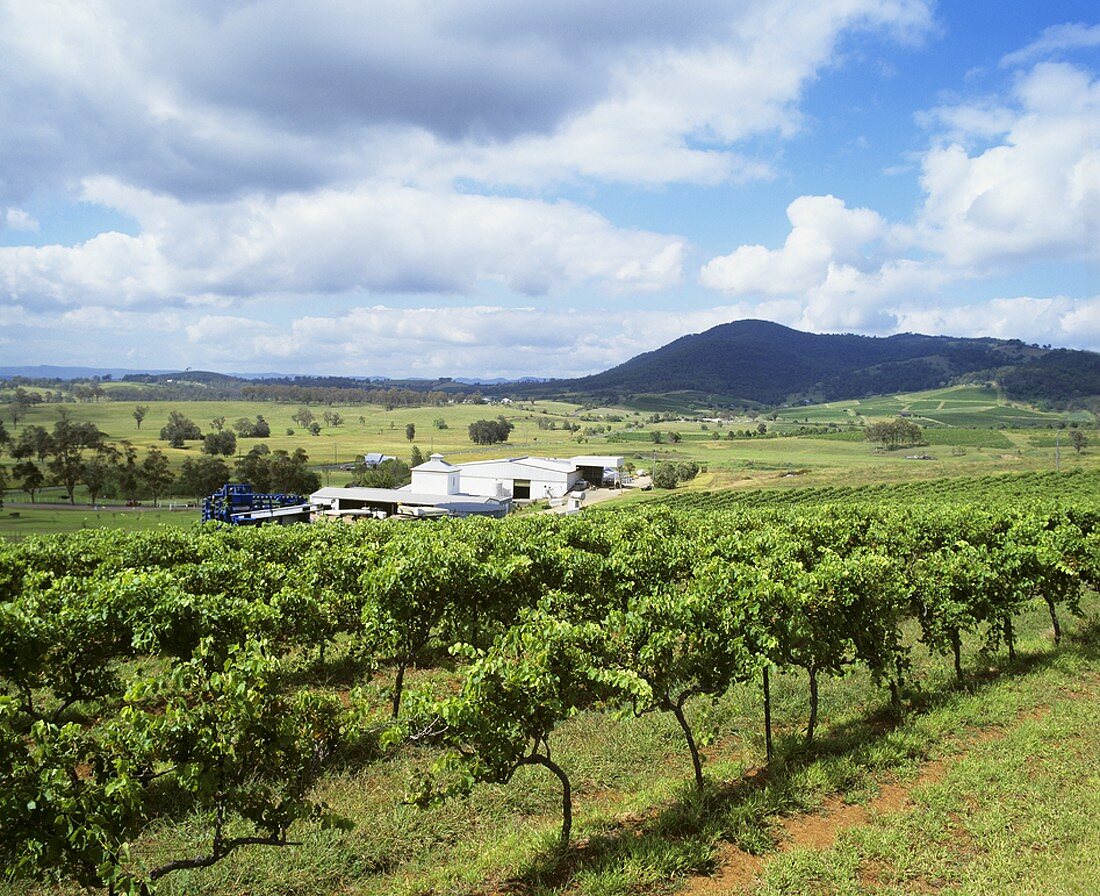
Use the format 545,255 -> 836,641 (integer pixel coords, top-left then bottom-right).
307,452 -> 622,522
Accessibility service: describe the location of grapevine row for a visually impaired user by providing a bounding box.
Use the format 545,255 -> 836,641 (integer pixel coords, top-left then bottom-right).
1,495 -> 1098,890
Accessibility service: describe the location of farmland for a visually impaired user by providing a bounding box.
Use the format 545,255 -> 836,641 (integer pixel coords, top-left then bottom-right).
1,484 -> 1098,895
1,383 -> 1096,538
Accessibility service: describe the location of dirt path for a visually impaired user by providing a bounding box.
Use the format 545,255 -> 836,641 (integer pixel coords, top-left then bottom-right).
682,706 -> 1052,896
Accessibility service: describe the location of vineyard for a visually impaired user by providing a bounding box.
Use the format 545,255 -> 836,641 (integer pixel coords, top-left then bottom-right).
639,468 -> 1100,513
1,474 -> 1099,895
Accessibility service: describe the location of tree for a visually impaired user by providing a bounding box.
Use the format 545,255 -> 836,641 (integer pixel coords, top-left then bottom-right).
8,387 -> 38,427
865,419 -> 923,450
308,422 -> 321,436
348,458 -> 410,489
410,445 -> 425,467
291,407 -> 315,428
178,456 -> 231,500
141,447 -> 174,506
652,464 -> 679,489
10,425 -> 52,462
322,411 -> 343,428
47,419 -> 106,504
132,405 -> 148,430
236,445 -> 273,492
433,417 -> 448,430
80,448 -> 119,506
160,411 -> 202,448
414,609 -> 610,844
234,415 -> 270,439
116,442 -> 142,504
267,448 -> 321,494
202,430 -> 237,457
468,418 -> 514,445
1070,430 -> 1088,455
209,415 -> 226,431
405,423 -> 416,442
235,445 -> 320,495
12,461 -> 44,502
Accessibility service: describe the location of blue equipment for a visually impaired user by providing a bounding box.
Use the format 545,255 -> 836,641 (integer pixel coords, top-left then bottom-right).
202,483 -> 308,525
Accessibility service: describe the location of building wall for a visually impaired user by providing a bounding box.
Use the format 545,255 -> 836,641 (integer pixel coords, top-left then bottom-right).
411,468 -> 460,495
457,461 -> 579,499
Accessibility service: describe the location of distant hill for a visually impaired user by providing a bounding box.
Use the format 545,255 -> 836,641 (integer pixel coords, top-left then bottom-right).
501,320 -> 1099,408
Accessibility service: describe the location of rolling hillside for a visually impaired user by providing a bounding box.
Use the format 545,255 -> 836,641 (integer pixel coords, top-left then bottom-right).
504,320 -> 1099,407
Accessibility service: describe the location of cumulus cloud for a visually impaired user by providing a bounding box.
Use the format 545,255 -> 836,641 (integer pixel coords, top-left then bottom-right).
893,295 -> 1100,347
0,0 -> 934,202
4,207 -> 38,231
699,54 -> 1100,340
912,62 -> 1100,268
700,195 -> 886,297
0,179 -> 684,308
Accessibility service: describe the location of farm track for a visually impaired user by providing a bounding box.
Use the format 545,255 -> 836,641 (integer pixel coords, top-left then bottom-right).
683,674 -> 1100,895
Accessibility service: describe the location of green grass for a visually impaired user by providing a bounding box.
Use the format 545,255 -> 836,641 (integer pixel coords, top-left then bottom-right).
752,635 -> 1100,895
0,507 -> 197,538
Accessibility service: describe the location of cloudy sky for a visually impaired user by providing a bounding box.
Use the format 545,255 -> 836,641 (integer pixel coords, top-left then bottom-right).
1,1 -> 1097,378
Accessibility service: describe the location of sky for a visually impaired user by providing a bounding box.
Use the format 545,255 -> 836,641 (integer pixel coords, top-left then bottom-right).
0,0 -> 1097,379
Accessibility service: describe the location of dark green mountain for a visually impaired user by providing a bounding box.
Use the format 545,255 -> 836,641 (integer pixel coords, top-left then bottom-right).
504,320 -> 1098,407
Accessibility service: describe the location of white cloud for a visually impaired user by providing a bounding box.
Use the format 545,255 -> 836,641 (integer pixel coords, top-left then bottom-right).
0,0 -> 934,201
912,62 -> 1100,268
893,295 -> 1100,346
0,179 -> 684,308
4,207 -> 38,231
699,55 -> 1100,340
700,195 -> 886,296
1001,22 -> 1100,67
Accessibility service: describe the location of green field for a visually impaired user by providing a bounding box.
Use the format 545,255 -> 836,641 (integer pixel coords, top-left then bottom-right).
2,384 -> 1097,537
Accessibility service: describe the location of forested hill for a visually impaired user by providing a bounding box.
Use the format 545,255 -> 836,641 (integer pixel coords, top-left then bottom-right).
503,320 -> 1100,407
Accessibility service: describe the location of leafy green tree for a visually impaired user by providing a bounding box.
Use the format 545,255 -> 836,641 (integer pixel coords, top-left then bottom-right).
291,407 -> 315,428
159,411 -> 201,448
132,405 -> 148,430
140,448 -> 173,507
47,419 -> 106,504
10,425 -> 52,462
116,442 -> 142,504
348,458 -> 410,489
468,418 -> 513,445
12,461 -> 44,502
80,447 -> 119,506
178,456 -> 231,500
599,580 -> 758,789
652,463 -> 678,489
410,445 -> 425,467
405,422 -> 415,442
202,430 -> 237,456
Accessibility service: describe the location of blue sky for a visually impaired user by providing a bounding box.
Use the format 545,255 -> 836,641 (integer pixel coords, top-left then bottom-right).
0,1 -> 1097,377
